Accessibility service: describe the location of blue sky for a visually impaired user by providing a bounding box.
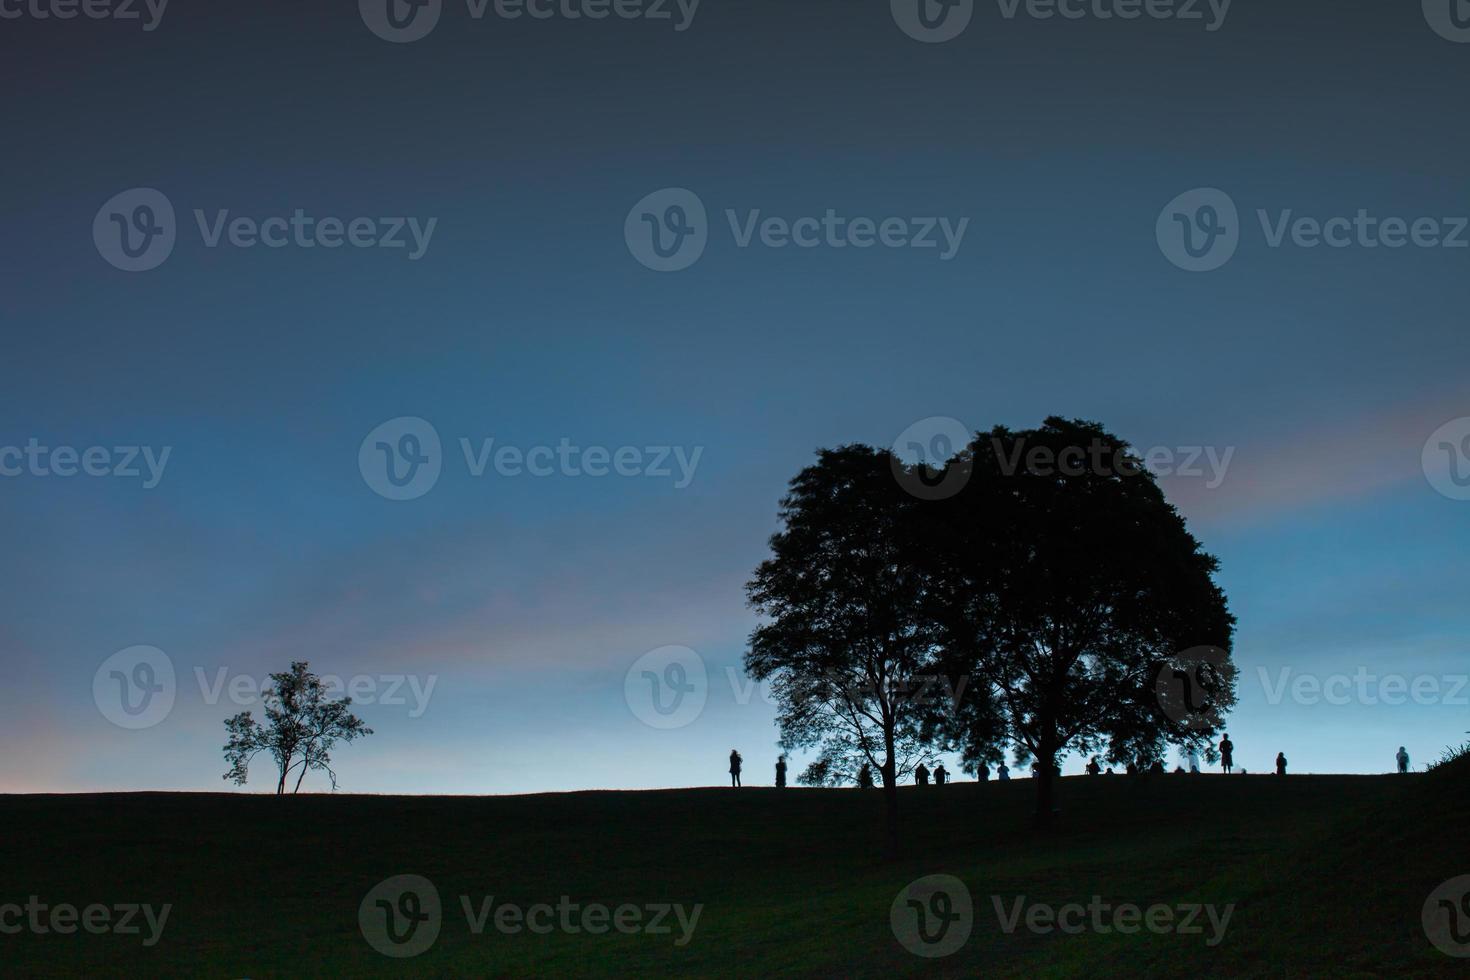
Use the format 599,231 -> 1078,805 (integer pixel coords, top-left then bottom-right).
1,1 -> 1467,792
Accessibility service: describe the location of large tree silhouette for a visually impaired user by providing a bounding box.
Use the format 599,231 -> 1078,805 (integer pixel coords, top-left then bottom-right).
745,446 -> 936,856
925,418 -> 1236,827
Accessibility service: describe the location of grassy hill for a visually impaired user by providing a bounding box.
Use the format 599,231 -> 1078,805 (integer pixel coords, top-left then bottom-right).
1,764 -> 1465,977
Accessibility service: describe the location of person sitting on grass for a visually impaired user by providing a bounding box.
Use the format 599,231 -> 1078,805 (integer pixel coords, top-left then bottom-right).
1276,752 -> 1287,776
915,762 -> 930,786
1397,746 -> 1410,774
1219,734 -> 1234,774
933,764 -> 948,786
729,749 -> 742,788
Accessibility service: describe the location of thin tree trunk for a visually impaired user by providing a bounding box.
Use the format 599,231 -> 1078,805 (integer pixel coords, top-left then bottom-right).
882,724 -> 900,858
1033,733 -> 1057,829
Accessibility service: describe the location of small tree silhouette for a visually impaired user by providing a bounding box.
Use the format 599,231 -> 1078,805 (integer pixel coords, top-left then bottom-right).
222,661 -> 373,794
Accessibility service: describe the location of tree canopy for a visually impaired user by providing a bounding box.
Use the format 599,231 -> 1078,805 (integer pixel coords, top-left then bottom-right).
746,418 -> 1236,837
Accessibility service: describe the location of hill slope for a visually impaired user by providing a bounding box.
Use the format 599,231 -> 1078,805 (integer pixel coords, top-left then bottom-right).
0,770 -> 1464,976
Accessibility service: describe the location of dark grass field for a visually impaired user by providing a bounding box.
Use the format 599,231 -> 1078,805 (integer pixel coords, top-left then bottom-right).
2,762 -> 1466,977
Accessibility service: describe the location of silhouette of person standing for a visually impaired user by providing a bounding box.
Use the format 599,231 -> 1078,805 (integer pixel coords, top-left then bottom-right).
729,749 -> 742,788
915,763 -> 930,786
997,763 -> 1010,780
978,763 -> 990,781
933,764 -> 948,786
775,755 -> 787,789
1086,757 -> 1101,776
1275,752 -> 1287,776
1397,746 -> 1410,774
857,763 -> 874,789
1219,734 -> 1234,774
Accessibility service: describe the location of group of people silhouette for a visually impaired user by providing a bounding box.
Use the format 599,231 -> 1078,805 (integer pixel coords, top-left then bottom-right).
727,739 -> 1416,787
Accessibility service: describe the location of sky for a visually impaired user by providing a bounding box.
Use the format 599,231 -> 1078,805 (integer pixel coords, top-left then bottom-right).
1,0 -> 1467,793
